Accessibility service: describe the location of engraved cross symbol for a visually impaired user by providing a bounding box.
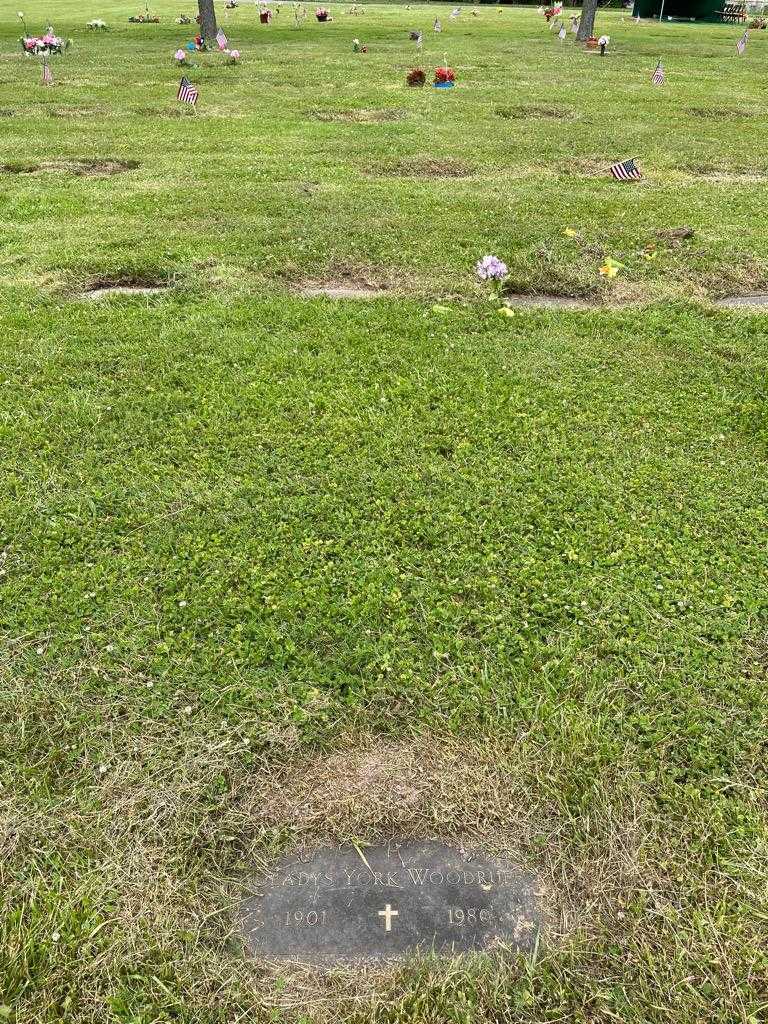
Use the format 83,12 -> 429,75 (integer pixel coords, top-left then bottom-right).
377,903 -> 399,932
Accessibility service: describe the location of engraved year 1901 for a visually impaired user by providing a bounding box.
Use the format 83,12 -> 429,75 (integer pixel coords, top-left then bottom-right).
283,910 -> 327,927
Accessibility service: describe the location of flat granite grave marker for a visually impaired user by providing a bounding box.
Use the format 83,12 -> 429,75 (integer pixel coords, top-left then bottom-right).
240,840 -> 541,962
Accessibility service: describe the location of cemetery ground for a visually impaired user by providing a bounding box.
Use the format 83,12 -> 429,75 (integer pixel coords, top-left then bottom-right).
1,1 -> 768,1021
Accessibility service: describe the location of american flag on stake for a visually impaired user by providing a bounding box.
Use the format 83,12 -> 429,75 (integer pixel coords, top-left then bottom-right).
736,29 -> 748,55
41,60 -> 53,85
651,60 -> 665,85
177,76 -> 199,105
610,157 -> 642,182
216,27 -> 229,50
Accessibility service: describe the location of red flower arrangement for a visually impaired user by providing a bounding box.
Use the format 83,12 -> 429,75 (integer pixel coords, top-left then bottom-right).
434,66 -> 455,84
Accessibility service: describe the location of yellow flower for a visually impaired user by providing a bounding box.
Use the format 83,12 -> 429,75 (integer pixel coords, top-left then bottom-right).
643,251 -> 657,261
599,258 -> 623,279
497,306 -> 515,317
564,227 -> 578,238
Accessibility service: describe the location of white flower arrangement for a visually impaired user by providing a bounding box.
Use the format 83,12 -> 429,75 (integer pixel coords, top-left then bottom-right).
87,19 -> 108,29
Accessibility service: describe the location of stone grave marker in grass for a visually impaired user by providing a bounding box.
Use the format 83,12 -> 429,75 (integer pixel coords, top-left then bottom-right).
241,840 -> 541,963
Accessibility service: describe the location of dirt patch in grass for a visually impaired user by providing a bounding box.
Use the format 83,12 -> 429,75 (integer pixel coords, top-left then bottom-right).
294,262 -> 397,299
259,741 -> 434,832
653,226 -> 696,251
495,104 -> 574,120
693,256 -> 768,303
80,272 -> 174,300
562,158 -> 617,179
311,108 -> 405,123
655,226 -> 695,242
45,105 -> 107,118
2,161 -> 41,174
564,158 -> 652,183
73,158 -> 140,176
2,158 -> 140,177
564,158 -> 604,178
684,164 -> 768,183
688,105 -> 752,119
133,106 -> 192,117
382,156 -> 474,178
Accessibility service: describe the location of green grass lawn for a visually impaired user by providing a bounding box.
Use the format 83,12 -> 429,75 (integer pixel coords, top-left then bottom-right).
1,3 -> 768,1022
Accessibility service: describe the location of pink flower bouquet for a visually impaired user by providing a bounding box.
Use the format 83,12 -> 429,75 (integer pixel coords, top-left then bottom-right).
20,29 -> 68,56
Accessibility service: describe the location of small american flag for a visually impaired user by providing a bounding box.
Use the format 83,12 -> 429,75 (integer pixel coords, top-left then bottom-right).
216,27 -> 229,49
41,60 -> 53,85
736,30 -> 748,55
177,76 -> 199,105
610,157 -> 642,182
651,61 -> 665,85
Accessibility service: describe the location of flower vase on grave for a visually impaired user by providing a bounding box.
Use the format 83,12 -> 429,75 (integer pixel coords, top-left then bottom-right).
433,65 -> 455,88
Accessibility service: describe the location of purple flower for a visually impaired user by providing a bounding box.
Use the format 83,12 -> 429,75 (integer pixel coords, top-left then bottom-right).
475,255 -> 508,282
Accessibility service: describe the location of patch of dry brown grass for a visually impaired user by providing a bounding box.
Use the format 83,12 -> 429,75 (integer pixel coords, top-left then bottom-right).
311,109 -> 405,124
380,156 -> 474,179
288,260 -> 415,299
495,104 -> 575,121
2,655 -> 765,1023
1,158 -> 139,176
1,706 -> 666,1022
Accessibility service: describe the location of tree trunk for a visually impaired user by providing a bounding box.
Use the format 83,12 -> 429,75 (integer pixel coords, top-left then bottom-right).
198,0 -> 217,41
576,0 -> 599,39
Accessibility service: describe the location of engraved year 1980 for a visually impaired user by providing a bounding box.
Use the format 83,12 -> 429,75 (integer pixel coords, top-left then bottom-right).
448,907 -> 491,925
